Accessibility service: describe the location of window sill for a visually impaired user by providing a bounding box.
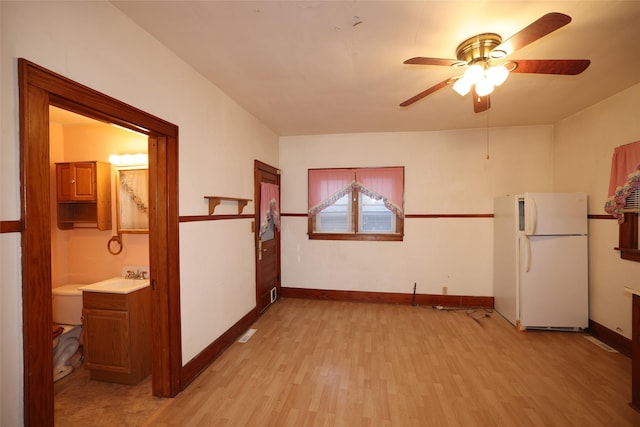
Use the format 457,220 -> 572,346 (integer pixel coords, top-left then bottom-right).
309,233 -> 403,242
616,247 -> 640,262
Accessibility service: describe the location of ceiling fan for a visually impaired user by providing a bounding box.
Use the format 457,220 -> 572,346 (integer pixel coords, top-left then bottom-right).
400,12 -> 590,113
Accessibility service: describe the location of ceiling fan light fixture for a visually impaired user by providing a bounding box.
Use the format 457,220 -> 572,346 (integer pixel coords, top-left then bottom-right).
463,64 -> 484,85
475,78 -> 494,97
452,77 -> 472,96
487,64 -> 509,86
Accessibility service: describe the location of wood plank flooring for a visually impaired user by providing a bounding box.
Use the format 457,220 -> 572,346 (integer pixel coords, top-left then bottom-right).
57,297 -> 640,426
143,298 -> 639,426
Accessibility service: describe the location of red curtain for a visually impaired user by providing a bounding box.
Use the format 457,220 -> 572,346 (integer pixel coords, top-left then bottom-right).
355,167 -> 404,218
608,141 -> 640,196
308,169 -> 355,216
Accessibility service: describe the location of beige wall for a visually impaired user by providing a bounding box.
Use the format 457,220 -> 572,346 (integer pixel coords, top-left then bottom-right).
554,83 -> 640,339
279,126 -> 554,297
1,2 -> 278,425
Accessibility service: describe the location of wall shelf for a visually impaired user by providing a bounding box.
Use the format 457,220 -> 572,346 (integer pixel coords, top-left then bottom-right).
204,196 -> 252,215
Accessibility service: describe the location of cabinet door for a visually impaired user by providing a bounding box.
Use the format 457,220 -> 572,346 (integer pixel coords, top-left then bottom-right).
83,308 -> 131,373
71,162 -> 97,200
56,163 -> 74,201
56,162 -> 97,201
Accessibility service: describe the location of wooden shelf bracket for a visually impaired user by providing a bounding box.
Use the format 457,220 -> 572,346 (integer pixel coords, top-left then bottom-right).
204,196 -> 252,215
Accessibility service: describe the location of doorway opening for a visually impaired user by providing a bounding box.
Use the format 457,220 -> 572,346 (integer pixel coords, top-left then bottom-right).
19,59 -> 182,425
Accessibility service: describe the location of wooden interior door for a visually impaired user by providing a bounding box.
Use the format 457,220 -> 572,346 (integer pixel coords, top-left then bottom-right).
254,160 -> 281,313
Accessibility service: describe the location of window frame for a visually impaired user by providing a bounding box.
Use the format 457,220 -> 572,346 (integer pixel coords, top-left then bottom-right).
307,167 -> 404,242
618,212 -> 640,262
614,186 -> 640,262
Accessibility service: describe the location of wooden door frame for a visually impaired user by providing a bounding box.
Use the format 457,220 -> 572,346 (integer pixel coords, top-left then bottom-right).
18,58 -> 182,426
254,160 -> 281,312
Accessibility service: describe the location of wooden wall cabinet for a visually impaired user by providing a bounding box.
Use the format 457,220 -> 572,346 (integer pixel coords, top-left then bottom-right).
82,286 -> 151,385
56,161 -> 111,230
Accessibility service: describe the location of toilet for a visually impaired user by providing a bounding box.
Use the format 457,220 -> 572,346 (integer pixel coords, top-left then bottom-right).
52,284 -> 84,382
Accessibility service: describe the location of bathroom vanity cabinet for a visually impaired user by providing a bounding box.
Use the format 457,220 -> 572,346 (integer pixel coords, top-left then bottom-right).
82,286 -> 151,385
56,161 -> 111,230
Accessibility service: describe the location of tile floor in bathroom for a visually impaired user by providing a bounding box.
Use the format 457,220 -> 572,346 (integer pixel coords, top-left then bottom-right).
54,354 -> 166,426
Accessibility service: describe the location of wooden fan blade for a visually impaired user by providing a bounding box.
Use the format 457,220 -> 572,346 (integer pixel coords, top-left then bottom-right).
473,92 -> 491,113
404,57 -> 459,67
509,59 -> 590,75
400,79 -> 451,107
491,12 -> 572,58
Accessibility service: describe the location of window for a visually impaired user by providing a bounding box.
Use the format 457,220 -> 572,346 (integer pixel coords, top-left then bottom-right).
360,193 -> 397,232
315,193 -> 352,233
604,141 -> 640,262
308,167 -> 404,241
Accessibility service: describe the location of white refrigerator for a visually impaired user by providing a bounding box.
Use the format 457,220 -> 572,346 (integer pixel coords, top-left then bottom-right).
493,192 -> 589,331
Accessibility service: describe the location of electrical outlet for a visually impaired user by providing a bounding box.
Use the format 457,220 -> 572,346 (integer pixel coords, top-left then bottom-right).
442,286 -> 448,295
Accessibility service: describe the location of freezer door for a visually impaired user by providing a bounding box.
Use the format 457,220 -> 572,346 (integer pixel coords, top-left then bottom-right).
524,192 -> 587,236
519,235 -> 588,329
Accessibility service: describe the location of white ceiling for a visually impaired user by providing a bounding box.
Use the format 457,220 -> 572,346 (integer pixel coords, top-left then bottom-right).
49,106 -> 104,127
110,1 -> 640,136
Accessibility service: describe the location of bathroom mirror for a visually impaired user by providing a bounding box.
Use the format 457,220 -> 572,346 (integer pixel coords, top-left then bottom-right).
116,167 -> 149,233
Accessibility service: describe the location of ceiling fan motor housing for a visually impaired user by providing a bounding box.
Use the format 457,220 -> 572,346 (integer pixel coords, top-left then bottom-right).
455,33 -> 503,65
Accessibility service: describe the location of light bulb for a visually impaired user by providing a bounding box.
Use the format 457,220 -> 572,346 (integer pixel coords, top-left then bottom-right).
452,77 -> 471,96
463,64 -> 484,85
487,65 -> 509,86
109,153 -> 149,166
475,78 -> 494,97
122,154 -> 134,165
134,153 -> 149,165
109,154 -> 122,165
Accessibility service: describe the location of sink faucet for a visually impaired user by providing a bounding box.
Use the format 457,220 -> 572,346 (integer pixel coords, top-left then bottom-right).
125,270 -> 141,279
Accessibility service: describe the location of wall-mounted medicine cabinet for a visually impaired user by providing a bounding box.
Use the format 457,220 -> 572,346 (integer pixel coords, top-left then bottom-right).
56,161 -> 111,230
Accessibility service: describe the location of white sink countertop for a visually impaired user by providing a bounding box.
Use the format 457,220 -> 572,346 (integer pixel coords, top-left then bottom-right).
80,277 -> 150,294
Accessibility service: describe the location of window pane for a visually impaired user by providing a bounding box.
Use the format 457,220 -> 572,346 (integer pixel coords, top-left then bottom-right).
359,194 -> 395,233
623,187 -> 640,212
316,194 -> 352,232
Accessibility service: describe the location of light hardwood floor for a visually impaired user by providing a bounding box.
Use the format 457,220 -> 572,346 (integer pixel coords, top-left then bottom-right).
60,298 -> 640,426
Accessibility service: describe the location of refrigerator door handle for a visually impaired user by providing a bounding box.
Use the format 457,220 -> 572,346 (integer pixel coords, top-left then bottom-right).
526,196 -> 537,235
525,235 -> 532,272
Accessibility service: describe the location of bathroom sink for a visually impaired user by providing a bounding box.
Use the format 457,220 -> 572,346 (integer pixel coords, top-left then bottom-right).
79,277 -> 150,294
